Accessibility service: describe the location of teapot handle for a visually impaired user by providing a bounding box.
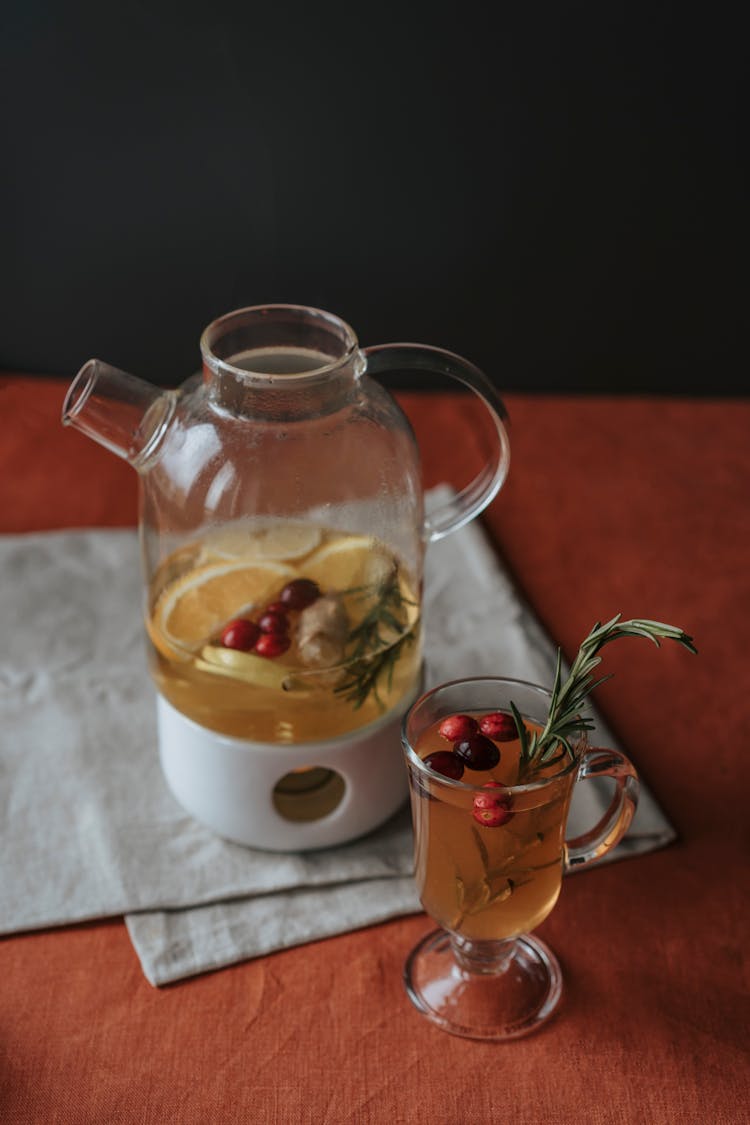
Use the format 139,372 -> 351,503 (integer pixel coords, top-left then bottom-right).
362,344 -> 511,543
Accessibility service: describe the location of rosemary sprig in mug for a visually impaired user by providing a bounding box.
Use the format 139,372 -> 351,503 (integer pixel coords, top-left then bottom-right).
513,616 -> 697,780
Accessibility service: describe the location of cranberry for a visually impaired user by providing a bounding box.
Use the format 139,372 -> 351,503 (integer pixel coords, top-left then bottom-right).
423,751 -> 465,780
472,803 -> 514,828
254,632 -> 291,658
453,734 -> 500,771
279,578 -> 320,611
438,714 -> 478,742
473,782 -> 506,810
472,780 -> 514,827
265,601 -> 287,614
220,618 -> 261,651
258,609 -> 289,635
478,711 -> 518,741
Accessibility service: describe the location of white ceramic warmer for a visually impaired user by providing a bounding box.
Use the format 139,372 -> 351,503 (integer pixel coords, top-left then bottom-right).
157,691 -> 418,850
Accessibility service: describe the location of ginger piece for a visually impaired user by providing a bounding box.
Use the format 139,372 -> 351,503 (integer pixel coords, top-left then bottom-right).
296,594 -> 349,669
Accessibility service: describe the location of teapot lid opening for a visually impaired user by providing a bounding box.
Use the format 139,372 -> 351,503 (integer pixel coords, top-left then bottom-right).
200,304 -> 360,386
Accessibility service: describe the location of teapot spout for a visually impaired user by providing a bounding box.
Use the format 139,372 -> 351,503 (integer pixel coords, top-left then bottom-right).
62,359 -> 174,468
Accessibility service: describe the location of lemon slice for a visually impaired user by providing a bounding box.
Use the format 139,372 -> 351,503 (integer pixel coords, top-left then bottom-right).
302,535 -> 394,593
149,559 -> 298,658
198,645 -> 309,691
203,521 -> 322,562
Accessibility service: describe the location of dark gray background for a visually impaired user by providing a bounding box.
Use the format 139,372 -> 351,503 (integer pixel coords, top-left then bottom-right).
1,1 -> 745,393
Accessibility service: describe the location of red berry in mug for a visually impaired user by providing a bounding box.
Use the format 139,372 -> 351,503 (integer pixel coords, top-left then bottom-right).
423,751 -> 465,780
472,780 -> 511,810
453,733 -> 500,771
220,618 -> 261,651
478,711 -> 518,741
438,714 -> 478,742
472,780 -> 514,827
472,802 -> 514,828
254,632 -> 291,658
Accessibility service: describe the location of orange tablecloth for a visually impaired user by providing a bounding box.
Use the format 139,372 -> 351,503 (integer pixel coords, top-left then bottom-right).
1,378 -> 748,1125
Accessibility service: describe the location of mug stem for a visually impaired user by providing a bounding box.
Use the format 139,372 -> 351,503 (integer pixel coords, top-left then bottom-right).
449,933 -> 517,975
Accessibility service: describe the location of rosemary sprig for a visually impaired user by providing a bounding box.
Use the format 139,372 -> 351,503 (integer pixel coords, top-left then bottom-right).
334,571 -> 416,710
514,615 -> 697,779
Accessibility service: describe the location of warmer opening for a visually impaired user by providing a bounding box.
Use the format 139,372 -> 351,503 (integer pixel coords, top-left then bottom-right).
272,766 -> 345,822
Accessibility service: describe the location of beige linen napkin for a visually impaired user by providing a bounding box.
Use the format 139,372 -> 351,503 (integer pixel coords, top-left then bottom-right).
0,489 -> 675,984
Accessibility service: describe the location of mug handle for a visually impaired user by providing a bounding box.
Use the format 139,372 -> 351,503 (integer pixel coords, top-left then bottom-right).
564,748 -> 640,872
362,343 -> 511,543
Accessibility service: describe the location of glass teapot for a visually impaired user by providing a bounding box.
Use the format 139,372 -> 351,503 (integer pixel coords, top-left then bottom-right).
63,304 -> 510,850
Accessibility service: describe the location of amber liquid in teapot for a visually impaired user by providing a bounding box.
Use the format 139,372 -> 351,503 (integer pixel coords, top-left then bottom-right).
146,521 -> 422,744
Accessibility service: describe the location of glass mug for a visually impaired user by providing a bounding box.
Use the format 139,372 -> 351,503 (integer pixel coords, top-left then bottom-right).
401,677 -> 639,1040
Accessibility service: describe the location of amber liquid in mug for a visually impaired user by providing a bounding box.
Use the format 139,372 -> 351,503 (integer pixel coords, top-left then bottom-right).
146,524 -> 422,744
411,715 -> 577,941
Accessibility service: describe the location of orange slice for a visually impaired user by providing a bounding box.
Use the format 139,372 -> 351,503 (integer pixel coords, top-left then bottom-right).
197,645 -> 312,693
149,559 -> 298,659
302,535 -> 393,593
203,521 -> 322,563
